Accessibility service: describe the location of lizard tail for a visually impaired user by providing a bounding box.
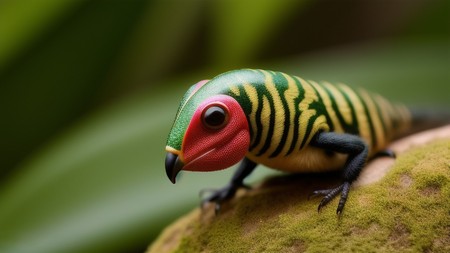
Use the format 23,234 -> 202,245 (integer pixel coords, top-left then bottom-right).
401,106 -> 450,137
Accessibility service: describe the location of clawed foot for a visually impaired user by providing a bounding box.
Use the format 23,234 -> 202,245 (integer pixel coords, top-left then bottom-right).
200,183 -> 251,214
309,181 -> 351,215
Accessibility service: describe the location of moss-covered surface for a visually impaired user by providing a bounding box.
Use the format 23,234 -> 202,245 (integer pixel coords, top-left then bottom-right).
148,140 -> 450,253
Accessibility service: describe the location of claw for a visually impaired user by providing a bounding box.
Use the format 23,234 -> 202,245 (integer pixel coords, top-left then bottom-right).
317,195 -> 333,212
318,201 -> 324,212
308,189 -> 333,200
336,182 -> 350,215
310,183 -> 350,213
199,183 -> 241,215
199,182 -> 254,215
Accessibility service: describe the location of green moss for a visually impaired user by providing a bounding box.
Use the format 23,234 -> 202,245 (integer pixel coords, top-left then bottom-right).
148,140 -> 450,253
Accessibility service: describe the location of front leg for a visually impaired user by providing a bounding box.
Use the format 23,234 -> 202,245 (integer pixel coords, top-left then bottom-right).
201,157 -> 257,214
310,132 -> 369,215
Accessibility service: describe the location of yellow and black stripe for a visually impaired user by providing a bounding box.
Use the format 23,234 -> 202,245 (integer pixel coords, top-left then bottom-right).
226,70 -> 411,158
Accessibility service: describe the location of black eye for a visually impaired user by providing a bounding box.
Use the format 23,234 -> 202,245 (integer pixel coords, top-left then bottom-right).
202,105 -> 228,129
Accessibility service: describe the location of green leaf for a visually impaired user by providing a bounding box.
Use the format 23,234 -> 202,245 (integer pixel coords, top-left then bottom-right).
0,0 -> 150,175
104,0 -> 205,93
0,86 -> 204,252
210,0 -> 307,67
0,0 -> 85,71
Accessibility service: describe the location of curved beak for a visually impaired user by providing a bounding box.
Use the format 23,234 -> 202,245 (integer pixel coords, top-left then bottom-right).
165,152 -> 184,184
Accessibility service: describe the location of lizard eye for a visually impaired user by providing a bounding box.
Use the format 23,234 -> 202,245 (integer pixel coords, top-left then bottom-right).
202,104 -> 228,130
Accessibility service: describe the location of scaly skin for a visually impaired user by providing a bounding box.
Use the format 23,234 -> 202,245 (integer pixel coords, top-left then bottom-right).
164,69 -> 411,214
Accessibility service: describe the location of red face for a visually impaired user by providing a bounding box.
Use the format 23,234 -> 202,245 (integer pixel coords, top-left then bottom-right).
181,95 -> 250,172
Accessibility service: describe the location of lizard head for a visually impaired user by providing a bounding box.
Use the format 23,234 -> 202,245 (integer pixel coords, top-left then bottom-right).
165,79 -> 250,183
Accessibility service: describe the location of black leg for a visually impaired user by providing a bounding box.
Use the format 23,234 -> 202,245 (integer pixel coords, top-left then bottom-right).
309,132 -> 369,215
201,157 -> 257,214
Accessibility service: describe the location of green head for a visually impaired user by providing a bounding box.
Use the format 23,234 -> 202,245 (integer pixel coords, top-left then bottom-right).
165,69 -> 265,183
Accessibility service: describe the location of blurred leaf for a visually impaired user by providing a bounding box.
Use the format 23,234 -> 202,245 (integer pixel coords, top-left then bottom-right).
103,0 -> 205,96
0,85 -> 202,253
0,0 -> 85,71
0,0 -> 149,175
0,40 -> 448,253
210,0 -> 306,68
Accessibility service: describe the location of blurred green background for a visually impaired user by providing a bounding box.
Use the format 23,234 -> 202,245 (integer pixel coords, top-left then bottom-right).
0,0 -> 448,252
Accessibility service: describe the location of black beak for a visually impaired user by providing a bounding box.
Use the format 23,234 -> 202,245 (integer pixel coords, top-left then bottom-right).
165,152 -> 183,184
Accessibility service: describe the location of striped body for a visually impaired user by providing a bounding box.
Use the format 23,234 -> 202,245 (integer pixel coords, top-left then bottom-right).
166,69 -> 411,173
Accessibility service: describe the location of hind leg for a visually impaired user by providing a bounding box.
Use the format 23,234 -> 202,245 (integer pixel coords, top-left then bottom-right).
309,132 -> 369,215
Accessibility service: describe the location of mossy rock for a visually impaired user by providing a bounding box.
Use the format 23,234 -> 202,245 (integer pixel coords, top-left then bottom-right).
148,140 -> 450,253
